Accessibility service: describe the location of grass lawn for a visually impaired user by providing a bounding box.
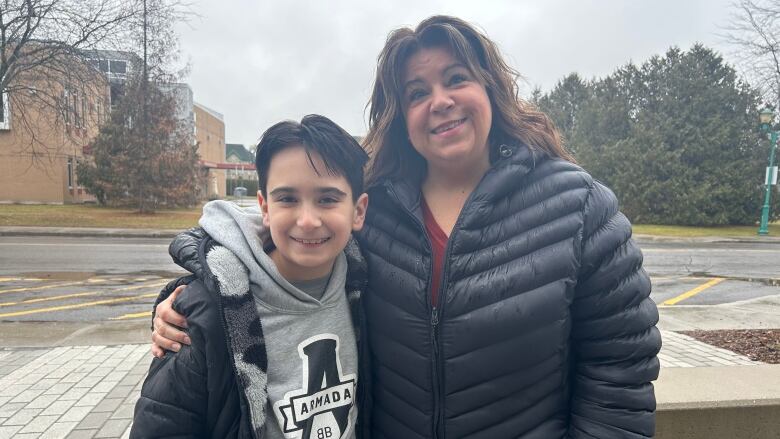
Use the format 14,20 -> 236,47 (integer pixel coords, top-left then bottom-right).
633,223 -> 780,238
0,204 -> 201,229
1,204 -> 779,237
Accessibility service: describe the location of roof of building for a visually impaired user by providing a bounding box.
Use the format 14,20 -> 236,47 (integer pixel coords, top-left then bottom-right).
82,49 -> 142,64
226,143 -> 254,163
194,102 -> 224,121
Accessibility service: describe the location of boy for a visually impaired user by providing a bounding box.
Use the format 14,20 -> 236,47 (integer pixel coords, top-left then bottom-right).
131,115 -> 370,439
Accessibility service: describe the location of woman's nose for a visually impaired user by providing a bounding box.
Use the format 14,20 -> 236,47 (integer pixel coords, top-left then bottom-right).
430,87 -> 454,113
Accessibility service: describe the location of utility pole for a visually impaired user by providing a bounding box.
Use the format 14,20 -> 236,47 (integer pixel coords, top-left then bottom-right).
140,0 -> 149,212
758,107 -> 778,235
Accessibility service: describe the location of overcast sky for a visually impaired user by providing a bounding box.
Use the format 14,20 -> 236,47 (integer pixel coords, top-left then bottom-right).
174,0 -> 737,147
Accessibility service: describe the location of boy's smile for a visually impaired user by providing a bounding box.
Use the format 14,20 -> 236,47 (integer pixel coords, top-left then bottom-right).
258,145 -> 368,282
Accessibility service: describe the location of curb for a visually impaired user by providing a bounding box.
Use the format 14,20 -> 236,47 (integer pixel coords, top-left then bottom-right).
0,226 -> 180,239
632,233 -> 780,244
3,227 -> 780,244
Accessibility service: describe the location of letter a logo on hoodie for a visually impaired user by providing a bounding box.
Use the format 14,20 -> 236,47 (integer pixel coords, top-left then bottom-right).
275,334 -> 356,439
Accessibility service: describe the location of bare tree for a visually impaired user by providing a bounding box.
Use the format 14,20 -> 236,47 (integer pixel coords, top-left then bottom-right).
724,0 -> 780,108
0,0 -> 189,159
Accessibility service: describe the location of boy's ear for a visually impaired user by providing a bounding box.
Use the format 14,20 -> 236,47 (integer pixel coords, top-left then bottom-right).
257,192 -> 270,228
351,193 -> 369,231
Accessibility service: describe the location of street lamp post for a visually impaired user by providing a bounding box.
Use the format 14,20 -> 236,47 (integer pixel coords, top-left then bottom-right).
758,108 -> 778,235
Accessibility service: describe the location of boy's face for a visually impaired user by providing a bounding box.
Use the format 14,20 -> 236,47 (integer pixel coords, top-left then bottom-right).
258,145 -> 368,282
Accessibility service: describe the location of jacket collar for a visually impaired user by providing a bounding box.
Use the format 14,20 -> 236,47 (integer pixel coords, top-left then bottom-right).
379,142 -> 541,212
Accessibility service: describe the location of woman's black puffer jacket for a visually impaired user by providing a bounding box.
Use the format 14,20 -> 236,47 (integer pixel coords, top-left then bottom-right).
357,143 -> 661,439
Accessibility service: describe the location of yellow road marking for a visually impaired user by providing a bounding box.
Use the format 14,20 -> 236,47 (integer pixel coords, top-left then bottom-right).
662,278 -> 726,306
0,291 -> 101,307
109,281 -> 168,292
0,277 -> 43,282
0,279 -> 106,295
0,280 -> 166,310
0,278 -> 165,296
0,293 -> 158,318
110,311 -> 152,320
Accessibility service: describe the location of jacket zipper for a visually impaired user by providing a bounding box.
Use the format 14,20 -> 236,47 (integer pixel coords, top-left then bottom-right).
385,184 -> 441,438
386,167 -> 497,437
432,238 -> 454,438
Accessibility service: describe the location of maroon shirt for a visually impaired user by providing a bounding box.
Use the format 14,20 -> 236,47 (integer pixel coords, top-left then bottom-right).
421,197 -> 448,307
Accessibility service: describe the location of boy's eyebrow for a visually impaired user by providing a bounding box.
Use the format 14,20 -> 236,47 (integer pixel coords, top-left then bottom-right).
317,187 -> 348,197
269,187 -> 348,197
269,187 -> 297,196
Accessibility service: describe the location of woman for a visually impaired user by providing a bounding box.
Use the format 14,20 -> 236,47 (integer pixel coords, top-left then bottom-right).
153,15 -> 661,438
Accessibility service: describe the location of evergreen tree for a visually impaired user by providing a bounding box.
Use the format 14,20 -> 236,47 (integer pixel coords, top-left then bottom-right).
77,76 -> 201,212
539,44 -> 776,225
535,73 -> 590,153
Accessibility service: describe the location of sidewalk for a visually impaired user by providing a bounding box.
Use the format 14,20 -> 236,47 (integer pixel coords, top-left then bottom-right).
0,326 -> 772,438
0,345 -> 147,438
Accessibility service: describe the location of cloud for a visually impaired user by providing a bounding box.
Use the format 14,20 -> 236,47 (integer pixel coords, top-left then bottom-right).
176,0 -> 734,145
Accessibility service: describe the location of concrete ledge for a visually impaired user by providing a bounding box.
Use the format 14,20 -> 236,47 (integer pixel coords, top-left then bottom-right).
656,365 -> 780,438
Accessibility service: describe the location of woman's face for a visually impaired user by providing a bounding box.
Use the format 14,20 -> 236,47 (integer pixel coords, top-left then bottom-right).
401,46 -> 492,173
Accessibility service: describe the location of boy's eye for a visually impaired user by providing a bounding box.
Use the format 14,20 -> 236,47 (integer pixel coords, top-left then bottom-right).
319,196 -> 339,205
276,196 -> 297,203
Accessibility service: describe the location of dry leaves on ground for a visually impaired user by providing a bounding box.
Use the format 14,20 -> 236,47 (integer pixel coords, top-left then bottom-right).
680,329 -> 780,363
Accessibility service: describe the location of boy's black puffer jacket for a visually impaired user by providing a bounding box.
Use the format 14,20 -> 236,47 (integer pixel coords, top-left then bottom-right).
132,231 -> 370,438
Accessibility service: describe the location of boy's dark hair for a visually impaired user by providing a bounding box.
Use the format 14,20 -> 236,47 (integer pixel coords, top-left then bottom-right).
255,114 -> 369,201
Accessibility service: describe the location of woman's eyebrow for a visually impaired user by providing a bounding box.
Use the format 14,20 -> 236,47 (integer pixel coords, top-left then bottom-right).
403,78 -> 424,92
403,63 -> 469,90
443,63 -> 468,74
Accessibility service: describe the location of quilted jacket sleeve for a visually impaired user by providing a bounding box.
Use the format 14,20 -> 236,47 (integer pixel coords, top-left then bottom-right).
132,280 -> 241,438
149,227 -> 207,330
568,181 -> 662,439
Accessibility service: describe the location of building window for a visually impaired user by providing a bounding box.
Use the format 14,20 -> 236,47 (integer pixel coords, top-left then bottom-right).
61,90 -> 71,125
74,94 -> 82,128
67,157 -> 74,189
0,90 -> 9,130
109,60 -> 127,74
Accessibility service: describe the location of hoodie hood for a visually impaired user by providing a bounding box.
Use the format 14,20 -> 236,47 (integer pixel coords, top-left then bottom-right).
198,200 -> 345,307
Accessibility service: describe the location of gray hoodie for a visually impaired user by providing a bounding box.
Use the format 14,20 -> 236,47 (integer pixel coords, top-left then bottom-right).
200,200 -> 358,439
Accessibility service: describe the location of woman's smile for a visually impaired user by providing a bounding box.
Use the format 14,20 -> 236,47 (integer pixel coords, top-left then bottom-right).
431,117 -> 467,135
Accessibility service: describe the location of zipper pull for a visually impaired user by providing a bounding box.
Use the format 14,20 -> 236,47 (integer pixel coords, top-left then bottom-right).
431,307 -> 439,355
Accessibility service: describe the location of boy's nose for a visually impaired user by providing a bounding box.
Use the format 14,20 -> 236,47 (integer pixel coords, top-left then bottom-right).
297,205 -> 322,229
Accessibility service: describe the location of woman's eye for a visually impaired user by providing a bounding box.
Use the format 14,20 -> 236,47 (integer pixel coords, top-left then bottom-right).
449,74 -> 468,85
407,89 -> 427,102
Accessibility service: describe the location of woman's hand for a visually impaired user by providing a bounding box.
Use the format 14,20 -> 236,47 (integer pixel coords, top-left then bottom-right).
151,285 -> 191,357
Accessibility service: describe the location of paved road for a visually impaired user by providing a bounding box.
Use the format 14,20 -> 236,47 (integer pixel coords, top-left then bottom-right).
0,236 -> 778,323
0,274 -> 167,323
641,241 -> 780,280
3,236 -> 779,279
0,237 -> 184,277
